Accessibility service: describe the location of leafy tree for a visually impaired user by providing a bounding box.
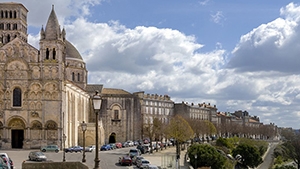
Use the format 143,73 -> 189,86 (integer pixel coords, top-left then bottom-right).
166,115 -> 194,143
216,137 -> 233,149
188,144 -> 227,169
143,117 -> 163,153
232,143 -> 263,168
166,115 -> 194,158
281,133 -> 300,169
274,165 -> 296,169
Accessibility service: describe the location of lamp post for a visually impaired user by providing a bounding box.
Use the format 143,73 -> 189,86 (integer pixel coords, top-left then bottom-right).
81,121 -> 87,163
63,134 -> 66,162
92,90 -> 102,169
195,154 -> 197,169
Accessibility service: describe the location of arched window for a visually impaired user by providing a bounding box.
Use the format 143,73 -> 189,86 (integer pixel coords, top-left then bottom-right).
9,11 -> 12,18
14,11 -> 17,18
52,48 -> 56,59
72,72 -> 75,81
7,23 -> 10,30
7,34 -> 10,42
0,23 -> 3,30
77,73 -> 80,81
13,87 -> 22,107
114,110 -> 119,119
0,11 -> 3,18
5,11 -> 8,18
13,24 -> 17,30
46,48 -> 49,59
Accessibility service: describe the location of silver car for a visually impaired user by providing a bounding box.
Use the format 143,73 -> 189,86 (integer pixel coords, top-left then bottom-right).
28,151 -> 47,161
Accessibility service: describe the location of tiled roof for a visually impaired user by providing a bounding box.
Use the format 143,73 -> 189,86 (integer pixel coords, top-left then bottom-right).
102,88 -> 131,95
86,84 -> 103,94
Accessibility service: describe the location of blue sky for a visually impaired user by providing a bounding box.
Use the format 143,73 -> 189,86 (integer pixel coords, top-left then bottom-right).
6,0 -> 300,129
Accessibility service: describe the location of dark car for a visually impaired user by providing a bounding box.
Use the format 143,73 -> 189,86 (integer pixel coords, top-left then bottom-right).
64,146 -> 83,153
129,148 -> 141,159
28,151 -> 47,161
132,155 -> 144,165
100,144 -> 111,151
119,156 -> 132,166
137,145 -> 147,154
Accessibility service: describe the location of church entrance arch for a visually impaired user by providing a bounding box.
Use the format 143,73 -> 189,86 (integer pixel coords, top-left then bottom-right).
109,133 -> 116,143
8,118 -> 25,148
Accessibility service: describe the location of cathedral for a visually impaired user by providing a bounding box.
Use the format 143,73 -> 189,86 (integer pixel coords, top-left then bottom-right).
0,2 -> 146,149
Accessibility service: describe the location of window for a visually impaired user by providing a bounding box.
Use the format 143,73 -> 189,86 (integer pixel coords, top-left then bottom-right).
46,48 -> 49,59
52,48 -> 56,59
77,73 -> 80,81
13,87 -> 22,107
114,110 -> 119,119
13,24 -> 17,30
7,23 -> 10,30
72,72 -> 75,81
0,23 -> 3,30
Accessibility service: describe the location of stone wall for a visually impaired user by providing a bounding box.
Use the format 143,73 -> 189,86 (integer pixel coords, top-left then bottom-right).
22,161 -> 88,169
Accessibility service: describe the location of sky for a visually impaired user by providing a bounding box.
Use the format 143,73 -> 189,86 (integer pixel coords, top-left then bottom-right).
5,0 -> 300,129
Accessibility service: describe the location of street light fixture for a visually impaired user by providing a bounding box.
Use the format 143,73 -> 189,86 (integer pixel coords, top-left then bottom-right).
81,121 -> 87,163
63,134 -> 66,162
92,90 -> 102,169
195,154 -> 197,169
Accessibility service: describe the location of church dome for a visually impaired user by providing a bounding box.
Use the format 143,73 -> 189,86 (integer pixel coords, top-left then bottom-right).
65,40 -> 83,61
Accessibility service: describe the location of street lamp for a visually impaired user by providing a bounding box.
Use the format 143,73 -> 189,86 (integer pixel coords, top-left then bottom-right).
81,121 -> 87,163
195,154 -> 197,169
63,134 -> 66,162
93,90 -> 102,169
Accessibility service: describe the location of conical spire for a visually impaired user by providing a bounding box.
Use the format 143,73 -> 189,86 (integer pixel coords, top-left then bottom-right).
44,5 -> 61,40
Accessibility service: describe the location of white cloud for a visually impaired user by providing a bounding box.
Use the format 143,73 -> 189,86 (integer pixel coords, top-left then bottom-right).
24,1 -> 300,129
229,2 -> 300,73
210,11 -> 225,25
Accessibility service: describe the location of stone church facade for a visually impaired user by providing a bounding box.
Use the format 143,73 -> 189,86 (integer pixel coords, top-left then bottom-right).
0,2 -> 104,149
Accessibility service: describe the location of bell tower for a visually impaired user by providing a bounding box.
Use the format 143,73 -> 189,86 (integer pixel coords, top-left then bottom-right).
0,2 -> 28,46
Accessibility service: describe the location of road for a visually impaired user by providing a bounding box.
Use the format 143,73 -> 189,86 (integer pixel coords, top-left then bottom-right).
4,147 -> 140,169
256,142 -> 278,169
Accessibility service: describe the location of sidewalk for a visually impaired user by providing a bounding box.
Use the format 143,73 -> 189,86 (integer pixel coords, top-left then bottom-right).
142,146 -> 190,169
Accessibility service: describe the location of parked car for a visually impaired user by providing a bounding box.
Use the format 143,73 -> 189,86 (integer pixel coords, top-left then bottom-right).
64,146 -> 83,153
119,156 -> 132,166
40,145 -> 59,153
85,145 -> 95,152
8,158 -> 13,169
109,143 -> 116,149
129,148 -> 141,159
145,164 -> 159,169
122,142 -> 129,147
127,140 -> 134,146
132,155 -> 144,165
28,151 -> 47,161
137,145 -> 148,154
0,153 -> 12,169
0,157 -> 8,169
100,144 -> 111,151
137,159 -> 150,168
115,142 -> 122,148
